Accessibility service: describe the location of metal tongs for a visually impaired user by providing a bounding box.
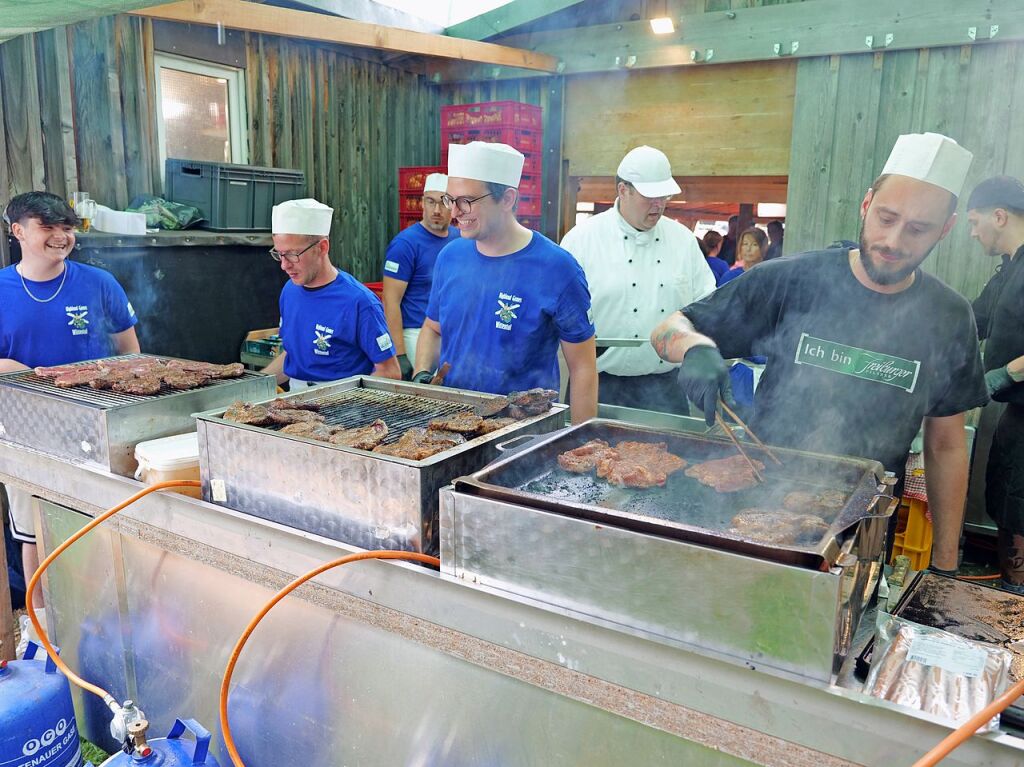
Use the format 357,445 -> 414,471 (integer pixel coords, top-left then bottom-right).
714,399 -> 782,483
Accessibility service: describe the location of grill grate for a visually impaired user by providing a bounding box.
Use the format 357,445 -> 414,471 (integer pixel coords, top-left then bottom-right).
0,354 -> 266,409
267,388 -> 473,445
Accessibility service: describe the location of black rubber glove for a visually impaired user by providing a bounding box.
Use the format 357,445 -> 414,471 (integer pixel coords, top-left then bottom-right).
927,564 -> 958,578
412,370 -> 434,385
397,354 -> 413,380
676,345 -> 736,427
985,365 -> 1014,398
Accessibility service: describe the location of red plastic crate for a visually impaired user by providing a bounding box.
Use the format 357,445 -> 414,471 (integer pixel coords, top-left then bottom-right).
363,281 -> 385,300
441,126 -> 543,153
399,213 -> 420,230
398,165 -> 444,193
517,195 -> 541,216
518,174 -> 541,197
442,101 -> 542,131
399,192 -> 424,214
519,215 -> 541,230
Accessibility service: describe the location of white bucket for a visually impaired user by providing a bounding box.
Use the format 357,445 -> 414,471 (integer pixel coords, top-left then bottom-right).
134,432 -> 201,498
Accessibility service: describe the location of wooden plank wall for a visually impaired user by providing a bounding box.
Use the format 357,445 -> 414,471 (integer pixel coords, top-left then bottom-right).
785,42 -> 1024,300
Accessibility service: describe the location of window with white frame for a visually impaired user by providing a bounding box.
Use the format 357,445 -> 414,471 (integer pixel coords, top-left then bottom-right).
153,53 -> 248,174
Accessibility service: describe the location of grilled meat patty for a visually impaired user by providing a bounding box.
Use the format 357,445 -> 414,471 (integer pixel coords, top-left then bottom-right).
279,422 -> 338,441
161,370 -> 211,390
509,388 -> 558,414
372,427 -> 465,460
474,396 -> 511,418
88,371 -> 119,390
268,408 -> 325,425
729,509 -> 830,545
478,417 -> 516,434
36,363 -> 100,379
595,441 -> 687,488
224,401 -> 273,426
54,368 -> 106,388
330,419 -> 389,450
782,490 -> 846,515
558,439 -> 618,473
111,375 -> 163,396
685,454 -> 766,492
428,411 -> 484,434
267,398 -> 321,412
165,360 -> 244,379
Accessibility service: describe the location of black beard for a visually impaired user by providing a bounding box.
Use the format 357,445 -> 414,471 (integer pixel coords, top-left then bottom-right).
857,226 -> 928,286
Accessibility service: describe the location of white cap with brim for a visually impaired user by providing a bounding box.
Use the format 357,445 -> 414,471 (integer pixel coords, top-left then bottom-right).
881,132 -> 974,198
617,145 -> 681,198
447,142 -> 524,188
424,173 -> 448,194
272,198 -> 333,236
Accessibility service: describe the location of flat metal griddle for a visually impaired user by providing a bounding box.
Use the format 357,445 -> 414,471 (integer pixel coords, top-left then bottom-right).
454,419 -> 891,569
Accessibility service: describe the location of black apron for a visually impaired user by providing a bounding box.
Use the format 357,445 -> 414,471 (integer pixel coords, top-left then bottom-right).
986,403 -> 1024,531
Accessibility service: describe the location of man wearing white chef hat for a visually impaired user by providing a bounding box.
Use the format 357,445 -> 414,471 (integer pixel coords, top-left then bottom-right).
264,198 -> 400,388
652,132 -> 987,573
412,141 -> 598,423
381,173 -> 459,379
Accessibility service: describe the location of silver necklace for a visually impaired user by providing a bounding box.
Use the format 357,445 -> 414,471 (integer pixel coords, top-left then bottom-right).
18,263 -> 68,303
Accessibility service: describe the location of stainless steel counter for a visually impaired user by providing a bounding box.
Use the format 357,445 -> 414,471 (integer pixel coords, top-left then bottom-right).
3,440 -> 1022,767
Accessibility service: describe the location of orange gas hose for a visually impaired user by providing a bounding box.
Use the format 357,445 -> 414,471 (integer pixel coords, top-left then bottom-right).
219,550 -> 441,767
26,480 -> 202,712
912,676 -> 1024,766
956,573 -> 1002,581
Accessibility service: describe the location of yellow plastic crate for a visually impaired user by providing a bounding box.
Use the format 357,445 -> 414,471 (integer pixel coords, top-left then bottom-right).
890,497 -> 933,570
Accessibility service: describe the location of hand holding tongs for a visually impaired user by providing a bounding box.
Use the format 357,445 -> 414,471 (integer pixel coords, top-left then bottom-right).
715,399 -> 782,483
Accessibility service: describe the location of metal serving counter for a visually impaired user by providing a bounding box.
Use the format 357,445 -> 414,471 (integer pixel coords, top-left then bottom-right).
3,440 -> 1023,767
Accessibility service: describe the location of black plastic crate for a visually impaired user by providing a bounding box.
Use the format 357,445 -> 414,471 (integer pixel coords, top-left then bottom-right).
165,159 -> 305,231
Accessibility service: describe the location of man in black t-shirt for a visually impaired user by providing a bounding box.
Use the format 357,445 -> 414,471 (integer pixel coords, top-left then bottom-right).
650,133 -> 987,574
966,175 -> 1024,592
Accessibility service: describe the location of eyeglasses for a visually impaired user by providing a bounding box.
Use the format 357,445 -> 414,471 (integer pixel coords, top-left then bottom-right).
269,238 -> 323,263
441,192 -> 495,215
423,196 -> 446,209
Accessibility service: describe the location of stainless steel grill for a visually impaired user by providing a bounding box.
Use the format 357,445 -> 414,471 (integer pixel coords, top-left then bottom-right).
195,376 -> 567,553
0,355 -> 276,476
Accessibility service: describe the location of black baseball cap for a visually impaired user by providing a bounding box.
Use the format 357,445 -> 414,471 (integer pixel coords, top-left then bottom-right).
966,175 -> 1024,211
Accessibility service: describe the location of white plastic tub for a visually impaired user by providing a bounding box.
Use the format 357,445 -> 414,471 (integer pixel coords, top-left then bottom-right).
134,432 -> 201,498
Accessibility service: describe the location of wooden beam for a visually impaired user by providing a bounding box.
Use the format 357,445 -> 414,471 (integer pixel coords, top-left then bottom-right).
130,0 -> 561,73
444,0 -> 585,42
430,0 -> 1024,80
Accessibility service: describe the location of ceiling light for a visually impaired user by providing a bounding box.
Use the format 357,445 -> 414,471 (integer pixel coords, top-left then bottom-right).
650,17 -> 675,35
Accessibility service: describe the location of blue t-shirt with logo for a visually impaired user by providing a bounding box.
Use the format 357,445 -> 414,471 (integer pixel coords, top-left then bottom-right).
426,232 -> 595,394
279,271 -> 395,382
382,222 -> 459,328
0,261 -> 137,368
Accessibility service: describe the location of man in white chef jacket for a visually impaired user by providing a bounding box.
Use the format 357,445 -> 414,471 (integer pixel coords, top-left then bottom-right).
560,145 -> 715,414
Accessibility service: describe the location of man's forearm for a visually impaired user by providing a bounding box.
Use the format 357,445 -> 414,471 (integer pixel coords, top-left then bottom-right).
568,364 -> 598,424
0,358 -> 28,374
414,323 -> 441,373
650,311 -> 717,363
383,302 -> 406,356
262,351 -> 288,386
1007,353 -> 1024,381
924,438 -> 969,571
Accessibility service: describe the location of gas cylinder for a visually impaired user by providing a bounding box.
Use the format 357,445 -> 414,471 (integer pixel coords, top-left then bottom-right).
99,719 -> 220,767
0,641 -> 85,767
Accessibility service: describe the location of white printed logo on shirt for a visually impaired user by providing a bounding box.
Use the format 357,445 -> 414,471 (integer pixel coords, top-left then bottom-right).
494,292 -> 521,332
376,333 -> 393,352
384,260 -> 400,274
66,305 -> 90,336
127,301 -> 136,318
313,324 -> 333,356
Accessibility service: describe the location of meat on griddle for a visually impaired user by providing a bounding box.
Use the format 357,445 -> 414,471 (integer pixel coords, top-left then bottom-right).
478,417 -> 517,434
782,490 -> 846,516
330,419 -> 389,450
729,509 -> 830,546
557,439 -> 619,473
88,371 -> 118,390
508,388 -> 558,417
54,368 -> 107,388
165,359 -> 245,379
685,454 -> 766,493
268,408 -> 325,425
224,401 -> 273,426
267,398 -> 321,412
595,441 -> 687,489
474,395 -> 511,418
428,411 -> 484,434
36,362 -> 100,379
161,370 -> 211,390
111,375 -> 163,396
279,421 -> 338,441
373,427 -> 464,460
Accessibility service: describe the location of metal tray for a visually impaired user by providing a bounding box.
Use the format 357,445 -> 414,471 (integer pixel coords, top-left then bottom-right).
0,355 -> 274,476
195,376 -> 566,553
453,419 -> 892,569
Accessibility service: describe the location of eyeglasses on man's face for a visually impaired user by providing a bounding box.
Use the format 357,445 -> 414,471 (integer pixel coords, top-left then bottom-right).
440,192 -> 495,215
269,238 -> 324,263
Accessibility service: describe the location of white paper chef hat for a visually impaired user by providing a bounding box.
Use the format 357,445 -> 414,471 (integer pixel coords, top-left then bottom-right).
447,142 -> 524,187
272,198 -> 333,236
880,133 -> 974,197
423,173 -> 448,194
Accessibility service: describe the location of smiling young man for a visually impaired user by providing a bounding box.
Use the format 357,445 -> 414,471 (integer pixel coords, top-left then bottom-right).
966,175 -> 1024,591
381,173 -> 459,379
0,191 -> 140,614
649,133 -> 988,573
412,141 -> 598,423
263,198 -> 400,388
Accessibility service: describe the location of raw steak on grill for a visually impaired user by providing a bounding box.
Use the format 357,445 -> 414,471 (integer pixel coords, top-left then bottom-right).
729,510 -> 830,546
330,419 -> 389,450
161,370 -> 211,390
595,441 -> 687,488
685,454 -> 766,492
428,412 -> 484,434
268,408 -> 325,425
54,368 -> 105,388
478,417 -> 517,434
557,439 -> 618,473
474,396 -> 511,418
224,401 -> 273,426
111,375 -> 163,396
35,363 -> 100,379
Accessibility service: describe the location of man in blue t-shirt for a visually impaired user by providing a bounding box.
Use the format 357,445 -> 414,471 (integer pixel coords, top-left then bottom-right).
412,142 -> 598,424
263,198 -> 400,388
0,191 -> 140,612
381,173 -> 459,379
